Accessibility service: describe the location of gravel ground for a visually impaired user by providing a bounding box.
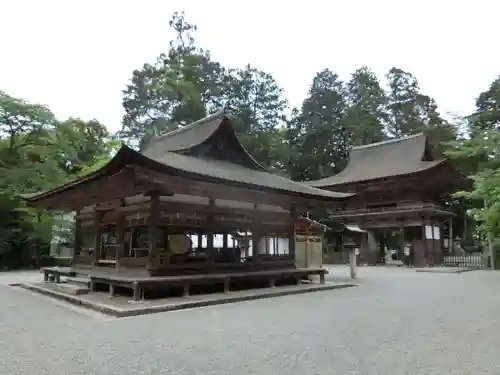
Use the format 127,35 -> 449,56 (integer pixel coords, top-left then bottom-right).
1,266 -> 500,375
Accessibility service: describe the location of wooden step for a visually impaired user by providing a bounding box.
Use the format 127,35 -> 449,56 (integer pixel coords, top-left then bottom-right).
66,276 -> 91,288
54,283 -> 89,295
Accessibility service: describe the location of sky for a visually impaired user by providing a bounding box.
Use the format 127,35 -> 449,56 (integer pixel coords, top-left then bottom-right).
0,0 -> 498,132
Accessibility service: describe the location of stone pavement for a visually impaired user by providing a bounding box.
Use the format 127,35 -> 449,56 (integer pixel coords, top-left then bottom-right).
21,280 -> 356,317
2,266 -> 500,374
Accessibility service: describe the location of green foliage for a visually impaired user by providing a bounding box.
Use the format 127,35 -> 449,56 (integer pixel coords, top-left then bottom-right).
287,69 -> 348,181
472,76 -> 500,131
0,91 -> 114,268
449,129 -> 500,237
120,12 -> 224,150
445,76 -> 500,239
344,66 -> 388,145
224,65 -> 288,170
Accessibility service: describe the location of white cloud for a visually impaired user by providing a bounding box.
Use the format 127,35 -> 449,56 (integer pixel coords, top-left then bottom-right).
0,0 -> 498,131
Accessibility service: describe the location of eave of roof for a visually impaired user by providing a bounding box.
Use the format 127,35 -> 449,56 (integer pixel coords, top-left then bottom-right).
303,133 -> 451,188
24,146 -> 353,204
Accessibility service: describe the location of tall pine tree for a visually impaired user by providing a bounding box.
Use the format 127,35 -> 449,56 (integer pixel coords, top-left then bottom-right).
385,67 -> 423,137
344,66 -> 387,146
385,67 -> 456,153
120,12 -> 226,149
287,69 -> 348,181
224,65 -> 288,171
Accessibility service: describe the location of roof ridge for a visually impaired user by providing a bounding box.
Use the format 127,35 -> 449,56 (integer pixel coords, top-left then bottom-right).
353,133 -> 424,150
146,109 -> 227,149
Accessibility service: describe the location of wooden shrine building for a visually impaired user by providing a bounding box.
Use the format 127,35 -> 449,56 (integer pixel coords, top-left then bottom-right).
24,111 -> 352,300
305,133 -> 467,267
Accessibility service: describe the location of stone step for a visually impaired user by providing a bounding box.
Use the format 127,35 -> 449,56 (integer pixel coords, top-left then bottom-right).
66,276 -> 91,288
54,282 -> 89,295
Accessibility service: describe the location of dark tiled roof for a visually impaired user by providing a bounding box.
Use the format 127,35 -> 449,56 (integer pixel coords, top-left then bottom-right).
143,111 -> 225,153
24,111 -> 352,203
144,151 -> 351,199
304,133 -> 444,187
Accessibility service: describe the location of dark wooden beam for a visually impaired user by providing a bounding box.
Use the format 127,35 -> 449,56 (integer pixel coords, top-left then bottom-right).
130,165 -> 342,210
288,203 -> 297,261
115,211 -> 126,269
37,168 -> 161,211
147,193 -> 160,270
73,210 -> 82,263
251,203 -> 262,259
206,198 -> 215,258
92,211 -> 104,265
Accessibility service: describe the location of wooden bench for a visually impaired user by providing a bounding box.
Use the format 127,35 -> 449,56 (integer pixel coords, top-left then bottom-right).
42,267 -> 76,283
90,268 -> 328,301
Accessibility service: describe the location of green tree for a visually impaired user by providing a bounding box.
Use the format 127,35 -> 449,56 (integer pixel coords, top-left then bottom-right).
0,91 -> 113,268
344,66 -> 387,145
0,91 -> 64,195
224,65 -> 288,170
385,67 -> 457,153
450,129 -> 500,236
446,75 -> 500,238
287,69 -> 348,181
471,75 -> 500,131
56,118 -> 115,175
120,12 -> 226,150
385,67 -> 423,137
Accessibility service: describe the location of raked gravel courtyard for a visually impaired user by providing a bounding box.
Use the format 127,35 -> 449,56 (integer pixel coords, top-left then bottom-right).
1,266 -> 500,375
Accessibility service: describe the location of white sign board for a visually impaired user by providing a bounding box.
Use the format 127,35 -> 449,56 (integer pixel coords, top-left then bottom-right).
433,226 -> 441,240
425,226 -> 433,240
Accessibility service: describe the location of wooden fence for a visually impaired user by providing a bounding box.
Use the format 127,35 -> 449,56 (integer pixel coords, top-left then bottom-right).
443,255 -> 486,269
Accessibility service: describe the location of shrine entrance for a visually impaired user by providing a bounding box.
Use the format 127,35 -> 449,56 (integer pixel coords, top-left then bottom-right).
305,133 -> 468,267
371,226 -> 426,266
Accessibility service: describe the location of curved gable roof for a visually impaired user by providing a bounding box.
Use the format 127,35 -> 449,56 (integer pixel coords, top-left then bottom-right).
141,110 -> 266,171
305,133 -> 445,188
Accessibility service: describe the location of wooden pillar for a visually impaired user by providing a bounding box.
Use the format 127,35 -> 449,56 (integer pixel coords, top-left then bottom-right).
252,203 -> 262,260
422,218 -> 428,266
288,203 -> 297,264
115,211 -> 125,269
34,211 -> 41,268
448,218 -> 453,254
438,221 -> 444,264
197,232 -> 203,252
223,232 -> 228,249
399,226 -> 405,262
430,219 -> 436,267
244,231 -> 249,258
207,198 -> 215,260
147,193 -> 160,270
379,232 -> 386,264
73,210 -> 82,264
92,211 -> 103,265
164,226 -> 171,259
132,282 -> 142,302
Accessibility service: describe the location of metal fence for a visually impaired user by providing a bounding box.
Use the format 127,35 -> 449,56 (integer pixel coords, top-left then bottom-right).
443,255 -> 486,269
